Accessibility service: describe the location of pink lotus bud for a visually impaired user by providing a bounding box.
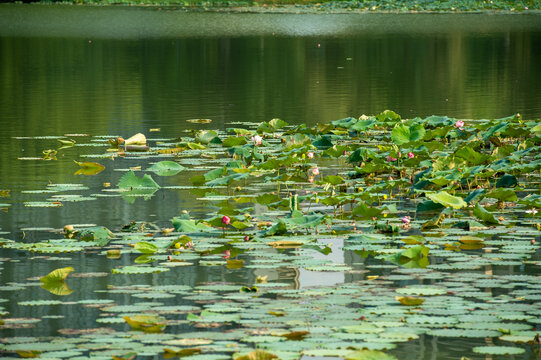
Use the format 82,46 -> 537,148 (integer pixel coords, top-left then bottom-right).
222,250 -> 231,259
167,255 -> 172,261
308,176 -> 314,183
221,215 -> 231,225
531,239 -> 535,245
307,152 -> 314,159
408,152 -> 415,159
401,216 -> 410,224
312,167 -> 320,176
398,152 -> 402,158
244,235 -> 250,242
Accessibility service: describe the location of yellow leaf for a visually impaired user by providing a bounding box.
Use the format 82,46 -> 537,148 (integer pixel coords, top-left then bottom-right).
125,133 -> 147,146
235,349 -> 278,360
40,267 -> 74,282
268,240 -> 303,248
226,259 -> 245,269
458,236 -> 484,244
124,315 -> 166,333
163,348 -> 202,358
396,296 -> 425,306
282,330 -> 309,341
16,350 -> 41,358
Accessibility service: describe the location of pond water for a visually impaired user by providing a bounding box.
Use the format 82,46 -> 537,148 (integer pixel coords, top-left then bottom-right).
0,4 -> 540,360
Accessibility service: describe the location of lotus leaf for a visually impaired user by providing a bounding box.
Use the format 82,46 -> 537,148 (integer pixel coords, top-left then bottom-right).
234,349 -> 278,360
472,346 -> 525,355
118,171 -> 160,190
427,191 -> 467,209
134,241 -> 159,254
391,123 -> 425,145
473,203 -> 500,225
123,314 -> 166,333
146,161 -> 185,176
74,161 -> 105,175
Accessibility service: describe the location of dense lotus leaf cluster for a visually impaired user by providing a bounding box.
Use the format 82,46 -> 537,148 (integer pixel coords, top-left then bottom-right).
27,0 -> 541,12
0,111 -> 540,359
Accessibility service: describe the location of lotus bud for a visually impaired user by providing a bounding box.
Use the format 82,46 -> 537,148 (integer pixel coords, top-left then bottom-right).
222,215 -> 231,226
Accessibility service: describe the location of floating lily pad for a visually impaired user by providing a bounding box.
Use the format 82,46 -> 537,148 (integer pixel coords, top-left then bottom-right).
147,161 -> 185,176
472,346 -> 525,355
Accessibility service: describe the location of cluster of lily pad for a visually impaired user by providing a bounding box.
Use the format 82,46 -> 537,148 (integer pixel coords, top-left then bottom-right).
33,0 -> 541,12
0,110 -> 540,359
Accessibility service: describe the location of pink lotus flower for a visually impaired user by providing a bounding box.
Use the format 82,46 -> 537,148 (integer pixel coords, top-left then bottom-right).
401,216 -> 410,224
251,135 -> 263,146
386,155 -> 397,162
454,120 -> 464,130
408,152 -> 415,159
244,235 -> 250,242
221,215 -> 231,225
398,152 -> 402,158
308,176 -> 314,183
307,152 -> 314,159
222,250 -> 231,259
312,167 -> 320,176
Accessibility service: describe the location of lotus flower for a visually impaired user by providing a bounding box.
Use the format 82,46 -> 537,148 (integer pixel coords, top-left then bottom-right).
307,152 -> 314,159
401,216 -> 410,224
386,155 -> 397,162
454,120 -> 464,130
408,152 -> 415,159
222,250 -> 231,259
251,135 -> 263,146
312,167 -> 320,176
525,208 -> 538,215
221,215 -> 231,225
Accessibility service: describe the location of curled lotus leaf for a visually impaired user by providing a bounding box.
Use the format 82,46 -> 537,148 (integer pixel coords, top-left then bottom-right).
123,314 -> 166,333
40,267 -> 74,283
74,161 -> 105,176
427,191 -> 467,209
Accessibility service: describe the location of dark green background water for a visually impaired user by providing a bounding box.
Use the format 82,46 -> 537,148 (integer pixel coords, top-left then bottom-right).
0,5 -> 540,359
